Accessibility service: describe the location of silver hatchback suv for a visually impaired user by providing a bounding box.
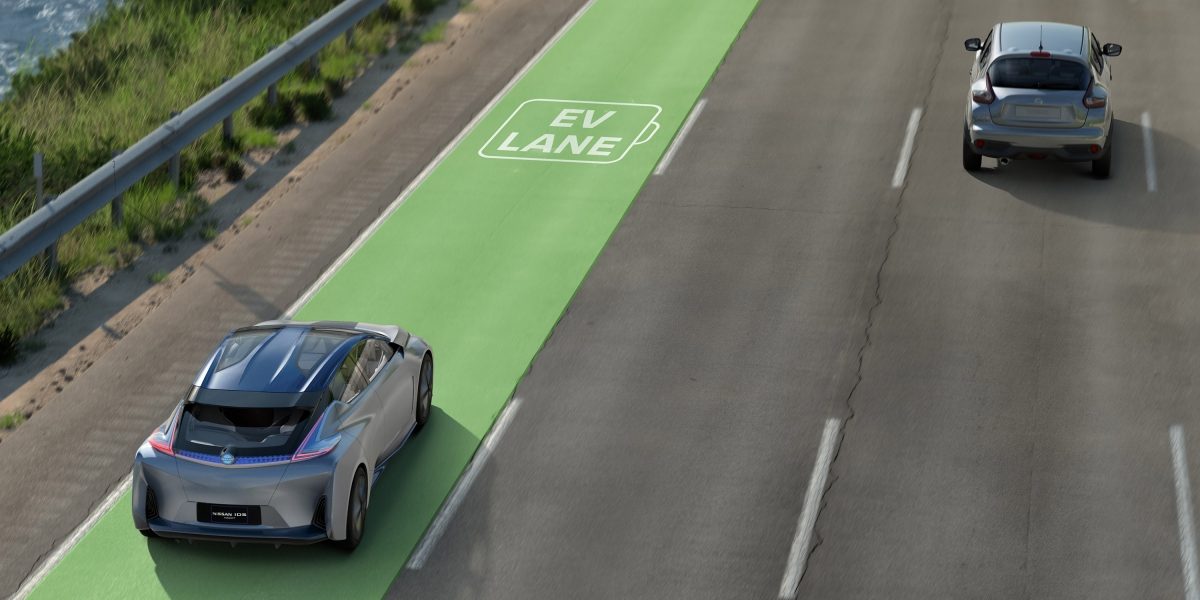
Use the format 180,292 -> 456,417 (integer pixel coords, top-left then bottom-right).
963,22 -> 1122,178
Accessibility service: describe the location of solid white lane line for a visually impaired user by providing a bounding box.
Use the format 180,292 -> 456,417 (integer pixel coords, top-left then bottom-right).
11,474 -> 131,600
778,417 -> 841,599
891,107 -> 922,189
654,98 -> 707,175
283,0 -> 598,317
1171,425 -> 1200,600
13,2 -> 599,596
408,397 -> 523,569
1141,111 -> 1158,193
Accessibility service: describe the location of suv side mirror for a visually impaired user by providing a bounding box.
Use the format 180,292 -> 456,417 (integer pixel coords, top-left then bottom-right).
964,38 -> 982,52
1102,42 -> 1122,57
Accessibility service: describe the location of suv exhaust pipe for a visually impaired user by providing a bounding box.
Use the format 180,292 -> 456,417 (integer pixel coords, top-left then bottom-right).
998,157 -> 1011,167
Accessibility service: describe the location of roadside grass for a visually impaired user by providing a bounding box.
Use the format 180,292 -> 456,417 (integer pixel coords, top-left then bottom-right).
0,410 -> 26,430
198,218 -> 219,241
0,0 -> 447,355
420,22 -> 448,44
239,128 -> 277,150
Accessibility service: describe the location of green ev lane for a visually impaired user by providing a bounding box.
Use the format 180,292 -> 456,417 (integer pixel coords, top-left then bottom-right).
30,0 -> 759,597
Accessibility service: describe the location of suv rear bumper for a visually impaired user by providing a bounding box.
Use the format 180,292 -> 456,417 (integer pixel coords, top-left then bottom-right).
968,121 -> 1108,162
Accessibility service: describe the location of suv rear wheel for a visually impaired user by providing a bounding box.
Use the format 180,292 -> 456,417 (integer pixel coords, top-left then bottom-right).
1092,135 -> 1112,179
962,125 -> 982,172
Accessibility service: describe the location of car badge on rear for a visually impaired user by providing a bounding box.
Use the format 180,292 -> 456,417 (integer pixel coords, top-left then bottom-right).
220,449 -> 235,465
1034,98 -> 1044,104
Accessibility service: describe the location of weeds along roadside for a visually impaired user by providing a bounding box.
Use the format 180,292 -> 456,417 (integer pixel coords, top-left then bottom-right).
0,0 -> 447,376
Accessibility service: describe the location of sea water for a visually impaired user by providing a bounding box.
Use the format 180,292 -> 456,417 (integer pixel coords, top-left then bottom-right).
0,0 -> 109,98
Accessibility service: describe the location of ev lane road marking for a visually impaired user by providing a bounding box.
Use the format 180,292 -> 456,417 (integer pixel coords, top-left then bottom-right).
1171,425 -> 1200,600
14,2 -> 600,597
478,99 -> 662,164
654,97 -> 707,175
891,107 -> 923,189
778,417 -> 841,599
408,396 -> 523,570
1141,111 -> 1158,193
12,474 -> 132,600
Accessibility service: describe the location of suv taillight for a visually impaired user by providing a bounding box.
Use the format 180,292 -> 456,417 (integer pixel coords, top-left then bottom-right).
1083,80 -> 1106,109
972,74 -> 995,105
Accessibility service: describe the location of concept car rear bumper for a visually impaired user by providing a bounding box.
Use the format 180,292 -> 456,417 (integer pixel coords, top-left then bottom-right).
148,517 -> 328,544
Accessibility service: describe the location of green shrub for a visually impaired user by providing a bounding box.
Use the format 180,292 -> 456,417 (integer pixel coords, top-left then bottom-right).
382,0 -> 414,22
223,158 -> 245,182
414,0 -> 441,15
0,327 -> 20,366
295,91 -> 333,122
248,97 -> 295,129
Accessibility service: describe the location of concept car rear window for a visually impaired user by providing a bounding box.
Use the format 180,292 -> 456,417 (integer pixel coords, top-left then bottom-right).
175,388 -> 329,457
176,404 -> 314,457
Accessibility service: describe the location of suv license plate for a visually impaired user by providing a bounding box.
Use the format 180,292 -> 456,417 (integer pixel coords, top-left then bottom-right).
1014,105 -> 1062,119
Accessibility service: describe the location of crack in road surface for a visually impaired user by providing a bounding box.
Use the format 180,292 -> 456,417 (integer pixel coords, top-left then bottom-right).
795,4 -> 952,589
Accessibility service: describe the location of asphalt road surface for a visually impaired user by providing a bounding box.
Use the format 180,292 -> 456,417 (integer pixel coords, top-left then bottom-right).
390,0 -> 1200,598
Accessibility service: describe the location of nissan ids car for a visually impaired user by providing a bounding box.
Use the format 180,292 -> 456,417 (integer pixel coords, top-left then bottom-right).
131,320 -> 434,550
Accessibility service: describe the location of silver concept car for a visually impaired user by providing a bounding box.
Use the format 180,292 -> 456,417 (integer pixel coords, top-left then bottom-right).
132,320 -> 433,550
963,22 -> 1122,177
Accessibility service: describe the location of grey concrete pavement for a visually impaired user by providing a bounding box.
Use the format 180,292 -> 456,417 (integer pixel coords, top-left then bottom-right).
389,0 -> 947,597
0,0 -> 587,595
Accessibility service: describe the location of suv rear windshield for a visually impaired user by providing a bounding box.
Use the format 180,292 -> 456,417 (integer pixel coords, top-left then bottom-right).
988,58 -> 1088,91
174,388 -> 328,458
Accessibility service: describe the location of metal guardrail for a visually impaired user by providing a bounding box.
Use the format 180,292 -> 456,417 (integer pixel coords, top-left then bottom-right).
0,0 -> 387,279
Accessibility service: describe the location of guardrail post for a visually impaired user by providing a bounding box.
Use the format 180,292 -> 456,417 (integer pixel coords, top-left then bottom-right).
344,28 -> 354,47
308,54 -> 320,77
33,152 -> 43,207
168,111 -> 181,189
110,150 -> 123,228
32,152 -> 55,272
221,78 -> 235,146
266,46 -> 279,105
42,194 -> 57,272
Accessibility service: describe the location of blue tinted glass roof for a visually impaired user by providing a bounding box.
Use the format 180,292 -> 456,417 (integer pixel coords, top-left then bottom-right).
195,326 -> 364,393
